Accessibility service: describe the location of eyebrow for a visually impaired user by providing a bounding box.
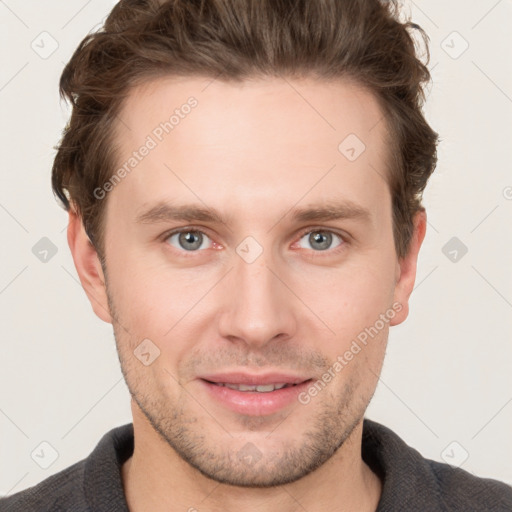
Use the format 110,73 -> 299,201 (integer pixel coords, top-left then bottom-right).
134,199 -> 371,226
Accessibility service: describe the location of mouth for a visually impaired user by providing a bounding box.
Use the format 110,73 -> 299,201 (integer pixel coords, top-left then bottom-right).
202,380 -> 307,392
198,376 -> 314,416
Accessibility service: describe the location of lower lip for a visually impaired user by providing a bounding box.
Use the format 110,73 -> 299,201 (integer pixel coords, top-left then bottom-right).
198,379 -> 313,416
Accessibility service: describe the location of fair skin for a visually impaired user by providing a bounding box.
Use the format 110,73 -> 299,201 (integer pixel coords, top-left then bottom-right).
67,76 -> 426,512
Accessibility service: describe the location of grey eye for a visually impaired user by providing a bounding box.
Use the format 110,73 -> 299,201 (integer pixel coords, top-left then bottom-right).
167,230 -> 212,251
298,231 -> 343,251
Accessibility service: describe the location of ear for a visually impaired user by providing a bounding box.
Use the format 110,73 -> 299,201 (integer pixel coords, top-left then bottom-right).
389,209 -> 427,326
67,207 -> 112,324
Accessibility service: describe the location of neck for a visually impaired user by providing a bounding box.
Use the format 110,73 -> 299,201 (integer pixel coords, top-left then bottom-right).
121,409 -> 382,512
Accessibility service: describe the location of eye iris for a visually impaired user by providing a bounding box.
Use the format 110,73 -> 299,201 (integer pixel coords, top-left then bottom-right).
174,231 -> 336,252
179,231 -> 202,251
310,231 -> 332,251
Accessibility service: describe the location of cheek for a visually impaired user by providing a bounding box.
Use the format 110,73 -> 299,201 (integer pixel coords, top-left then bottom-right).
107,257 -> 218,345
296,260 -> 396,337
105,260 -> 166,335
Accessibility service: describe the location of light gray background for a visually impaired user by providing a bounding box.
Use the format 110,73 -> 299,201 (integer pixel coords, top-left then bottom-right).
1,0 -> 511,496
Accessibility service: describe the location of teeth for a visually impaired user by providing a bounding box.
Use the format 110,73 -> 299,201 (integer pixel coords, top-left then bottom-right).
216,382 -> 290,392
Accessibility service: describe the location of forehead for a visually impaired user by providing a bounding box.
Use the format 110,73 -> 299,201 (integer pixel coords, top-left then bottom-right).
109,75 -> 390,223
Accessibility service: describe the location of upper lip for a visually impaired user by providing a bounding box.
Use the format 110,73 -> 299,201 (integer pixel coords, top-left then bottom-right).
199,372 -> 312,386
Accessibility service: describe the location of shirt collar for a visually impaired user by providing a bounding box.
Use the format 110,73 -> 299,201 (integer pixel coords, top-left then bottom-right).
83,418 -> 444,511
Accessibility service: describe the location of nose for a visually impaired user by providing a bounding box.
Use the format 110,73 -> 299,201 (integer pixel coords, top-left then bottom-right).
217,247 -> 297,348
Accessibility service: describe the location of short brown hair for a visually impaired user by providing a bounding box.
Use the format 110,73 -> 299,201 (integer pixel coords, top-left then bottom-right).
52,0 -> 438,262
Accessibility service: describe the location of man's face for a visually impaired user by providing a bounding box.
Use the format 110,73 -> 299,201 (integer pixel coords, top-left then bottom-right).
75,76 -> 420,487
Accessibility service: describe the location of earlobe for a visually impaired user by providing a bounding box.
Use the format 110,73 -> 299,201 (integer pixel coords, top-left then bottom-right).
66,208 -> 112,324
389,209 -> 427,326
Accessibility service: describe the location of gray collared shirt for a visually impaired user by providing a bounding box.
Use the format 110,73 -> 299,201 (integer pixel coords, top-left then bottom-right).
1,419 -> 511,511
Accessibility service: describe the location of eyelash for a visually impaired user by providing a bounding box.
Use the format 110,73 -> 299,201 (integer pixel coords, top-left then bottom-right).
161,226 -> 349,257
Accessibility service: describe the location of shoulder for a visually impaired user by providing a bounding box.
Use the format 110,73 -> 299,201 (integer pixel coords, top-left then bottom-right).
362,418 -> 512,512
0,460 -> 89,512
0,423 -> 133,512
427,458 -> 512,511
